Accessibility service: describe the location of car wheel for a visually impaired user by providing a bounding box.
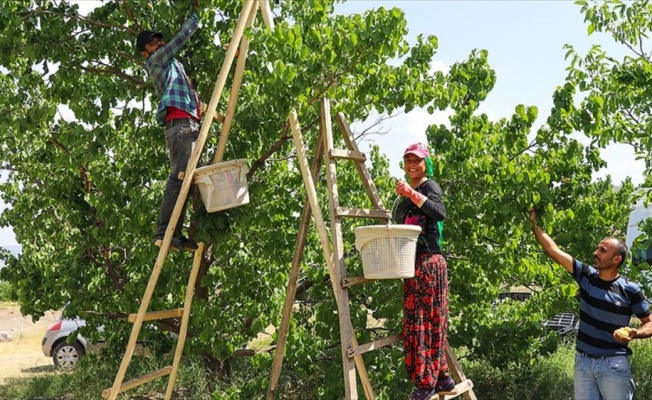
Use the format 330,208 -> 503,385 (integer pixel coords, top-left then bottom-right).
53,341 -> 84,369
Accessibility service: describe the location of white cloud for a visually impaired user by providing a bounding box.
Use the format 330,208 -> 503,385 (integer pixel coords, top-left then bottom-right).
594,143 -> 645,186
429,60 -> 449,75
352,106 -> 452,177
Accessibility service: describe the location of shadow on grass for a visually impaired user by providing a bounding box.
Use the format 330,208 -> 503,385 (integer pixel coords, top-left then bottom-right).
21,365 -> 57,374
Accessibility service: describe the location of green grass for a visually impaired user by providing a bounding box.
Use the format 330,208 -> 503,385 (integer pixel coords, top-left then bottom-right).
2,340 -> 652,399
0,354 -> 214,400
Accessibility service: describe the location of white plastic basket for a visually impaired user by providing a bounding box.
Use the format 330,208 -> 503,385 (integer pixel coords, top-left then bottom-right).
193,159 -> 250,213
354,224 -> 421,279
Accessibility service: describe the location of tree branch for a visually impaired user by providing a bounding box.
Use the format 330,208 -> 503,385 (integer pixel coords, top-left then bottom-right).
122,0 -> 143,32
48,133 -> 69,154
80,65 -> 149,88
23,8 -> 138,34
246,117 -> 320,180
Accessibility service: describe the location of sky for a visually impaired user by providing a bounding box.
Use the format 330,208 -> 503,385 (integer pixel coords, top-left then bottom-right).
336,0 -> 642,181
0,0 -> 646,247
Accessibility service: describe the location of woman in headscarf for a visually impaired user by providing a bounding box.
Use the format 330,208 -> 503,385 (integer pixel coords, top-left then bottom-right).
394,143 -> 454,400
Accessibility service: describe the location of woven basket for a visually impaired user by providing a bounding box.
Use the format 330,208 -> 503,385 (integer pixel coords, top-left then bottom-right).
354,224 -> 421,279
193,159 -> 250,213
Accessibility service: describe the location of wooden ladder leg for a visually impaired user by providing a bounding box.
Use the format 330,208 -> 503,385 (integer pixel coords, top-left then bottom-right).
267,136 -> 325,400
335,113 -> 385,211
212,0 -> 259,164
321,98 -> 366,399
443,343 -> 477,400
164,243 -> 205,400
106,228 -> 182,399
289,111 -> 358,399
259,0 -> 275,30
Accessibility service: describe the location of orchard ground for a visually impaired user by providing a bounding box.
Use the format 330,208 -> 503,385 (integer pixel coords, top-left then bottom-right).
0,303 -> 58,384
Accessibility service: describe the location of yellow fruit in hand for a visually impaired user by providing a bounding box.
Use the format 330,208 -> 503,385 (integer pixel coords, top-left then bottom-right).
615,327 -> 632,340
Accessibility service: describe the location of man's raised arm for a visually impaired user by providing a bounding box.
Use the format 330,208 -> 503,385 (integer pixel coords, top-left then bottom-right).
528,209 -> 574,273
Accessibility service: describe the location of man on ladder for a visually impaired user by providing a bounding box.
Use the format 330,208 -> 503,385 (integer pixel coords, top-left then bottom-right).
136,1 -> 202,252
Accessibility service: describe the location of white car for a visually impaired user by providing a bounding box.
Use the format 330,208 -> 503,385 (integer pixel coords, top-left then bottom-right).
41,315 -> 104,369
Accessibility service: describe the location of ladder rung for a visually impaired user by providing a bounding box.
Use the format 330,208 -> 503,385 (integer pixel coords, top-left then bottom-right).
347,333 -> 402,358
341,276 -> 374,288
335,207 -> 390,219
127,308 -> 184,323
329,148 -> 366,162
435,379 -> 474,400
102,366 -> 172,398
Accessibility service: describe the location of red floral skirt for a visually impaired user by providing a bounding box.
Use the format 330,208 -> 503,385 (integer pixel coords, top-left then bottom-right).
403,252 -> 449,389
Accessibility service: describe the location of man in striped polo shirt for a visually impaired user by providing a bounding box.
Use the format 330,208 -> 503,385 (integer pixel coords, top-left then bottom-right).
137,8 -> 201,252
529,209 -> 652,400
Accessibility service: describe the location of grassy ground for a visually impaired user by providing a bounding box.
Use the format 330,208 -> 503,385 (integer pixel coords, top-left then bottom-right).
2,339 -> 652,399
462,339 -> 652,400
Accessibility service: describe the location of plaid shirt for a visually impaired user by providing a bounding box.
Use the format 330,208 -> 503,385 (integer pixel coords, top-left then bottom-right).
145,13 -> 199,126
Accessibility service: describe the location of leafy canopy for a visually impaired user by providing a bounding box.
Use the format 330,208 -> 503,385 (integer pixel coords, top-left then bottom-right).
0,0 -> 640,397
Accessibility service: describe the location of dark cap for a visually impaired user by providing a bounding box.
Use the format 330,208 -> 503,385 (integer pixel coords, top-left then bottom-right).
136,30 -> 163,52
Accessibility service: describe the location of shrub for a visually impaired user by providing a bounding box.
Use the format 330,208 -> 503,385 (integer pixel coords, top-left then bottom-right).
0,280 -> 14,302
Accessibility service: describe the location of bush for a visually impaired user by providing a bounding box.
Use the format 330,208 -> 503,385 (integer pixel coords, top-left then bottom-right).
0,280 -> 14,302
462,339 -> 652,400
461,343 -> 574,400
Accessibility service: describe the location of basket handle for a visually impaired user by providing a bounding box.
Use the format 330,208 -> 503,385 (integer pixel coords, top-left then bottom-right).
387,177 -> 405,228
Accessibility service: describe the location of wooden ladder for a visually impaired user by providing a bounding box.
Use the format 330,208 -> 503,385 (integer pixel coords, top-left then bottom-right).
102,1 -> 273,399
267,98 -> 477,400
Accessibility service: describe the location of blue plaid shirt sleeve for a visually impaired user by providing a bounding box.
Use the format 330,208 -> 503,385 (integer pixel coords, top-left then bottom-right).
145,13 -> 200,126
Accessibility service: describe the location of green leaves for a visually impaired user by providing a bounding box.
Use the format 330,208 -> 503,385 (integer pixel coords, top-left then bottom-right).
564,0 -> 652,157
0,0 -> 444,396
0,0 -> 644,395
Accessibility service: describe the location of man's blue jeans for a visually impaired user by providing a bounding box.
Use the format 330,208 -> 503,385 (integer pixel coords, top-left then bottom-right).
574,352 -> 634,400
155,119 -> 199,239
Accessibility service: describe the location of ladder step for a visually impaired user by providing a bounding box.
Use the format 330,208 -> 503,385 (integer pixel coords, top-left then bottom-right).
102,366 -> 172,398
341,276 -> 374,288
329,148 -> 366,162
335,207 -> 390,219
433,379 -> 474,400
127,308 -> 184,323
347,333 -> 402,358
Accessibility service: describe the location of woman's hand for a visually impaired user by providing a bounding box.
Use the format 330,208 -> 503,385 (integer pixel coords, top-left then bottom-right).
395,181 -> 426,206
395,180 -> 412,197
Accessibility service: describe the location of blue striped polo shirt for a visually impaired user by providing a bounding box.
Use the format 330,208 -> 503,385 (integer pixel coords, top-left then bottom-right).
572,259 -> 650,357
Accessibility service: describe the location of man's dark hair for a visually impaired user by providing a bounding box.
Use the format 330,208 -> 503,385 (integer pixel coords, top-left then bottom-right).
607,237 -> 628,268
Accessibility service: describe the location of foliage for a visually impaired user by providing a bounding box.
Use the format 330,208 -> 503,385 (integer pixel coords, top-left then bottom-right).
0,0 -> 643,398
569,0 -> 652,164
462,344 -> 575,400
464,339 -> 652,400
427,48 -> 636,365
564,0 -> 652,289
0,280 -> 15,302
0,0 -> 436,396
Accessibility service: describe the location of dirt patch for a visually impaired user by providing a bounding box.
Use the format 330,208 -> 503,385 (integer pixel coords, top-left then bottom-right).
0,303 -> 58,384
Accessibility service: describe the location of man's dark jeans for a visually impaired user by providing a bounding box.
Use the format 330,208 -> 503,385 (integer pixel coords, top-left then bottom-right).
155,118 -> 200,239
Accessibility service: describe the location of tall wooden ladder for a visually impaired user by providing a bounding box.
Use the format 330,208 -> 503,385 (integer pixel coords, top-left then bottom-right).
267,98 -> 477,400
102,1 -> 273,398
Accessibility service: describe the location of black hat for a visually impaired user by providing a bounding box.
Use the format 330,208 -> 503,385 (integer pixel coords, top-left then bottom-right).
136,30 -> 163,52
